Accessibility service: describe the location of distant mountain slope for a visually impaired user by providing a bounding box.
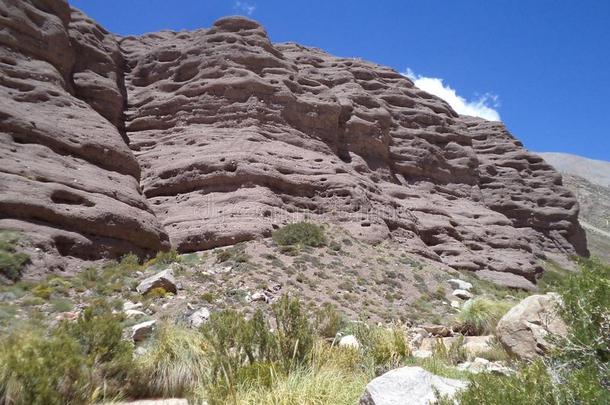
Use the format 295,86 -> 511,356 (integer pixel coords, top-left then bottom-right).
538,152 -> 610,188
539,153 -> 610,262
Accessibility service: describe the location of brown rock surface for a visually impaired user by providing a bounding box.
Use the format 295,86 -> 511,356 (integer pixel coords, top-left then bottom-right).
496,293 -> 568,360
0,2 -> 588,283
0,0 -> 169,274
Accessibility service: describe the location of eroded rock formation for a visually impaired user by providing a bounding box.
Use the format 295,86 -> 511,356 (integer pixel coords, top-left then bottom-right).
0,0 -> 587,285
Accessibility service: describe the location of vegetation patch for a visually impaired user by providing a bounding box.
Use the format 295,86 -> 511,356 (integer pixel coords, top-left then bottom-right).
0,231 -> 30,282
272,222 -> 327,254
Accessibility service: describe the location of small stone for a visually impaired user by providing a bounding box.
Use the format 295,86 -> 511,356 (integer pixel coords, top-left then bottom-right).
251,291 -> 269,302
132,320 -> 156,342
452,289 -> 473,300
188,307 -> 211,328
123,301 -> 143,311
125,309 -> 146,319
447,279 -> 473,291
450,300 -> 461,309
338,334 -> 360,349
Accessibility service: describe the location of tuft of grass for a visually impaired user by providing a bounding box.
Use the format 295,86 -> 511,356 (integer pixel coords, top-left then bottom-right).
454,297 -> 512,335
227,364 -> 368,405
145,287 -> 170,299
272,222 -> 326,252
32,284 -> 53,300
144,249 -> 181,270
0,232 -> 30,282
130,325 -> 208,398
216,244 -> 250,264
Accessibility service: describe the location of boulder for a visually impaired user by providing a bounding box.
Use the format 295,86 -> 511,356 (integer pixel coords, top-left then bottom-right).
496,293 -> 567,360
360,366 -> 467,405
132,320 -> 156,342
136,269 -> 177,295
338,334 -> 360,349
188,307 -> 211,328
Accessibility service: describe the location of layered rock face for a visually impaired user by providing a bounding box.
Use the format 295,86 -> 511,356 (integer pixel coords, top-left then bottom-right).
0,0 -> 169,272
0,0 -> 587,284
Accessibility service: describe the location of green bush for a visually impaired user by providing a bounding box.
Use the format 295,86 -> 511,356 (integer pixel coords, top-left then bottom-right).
553,258 -> 609,378
454,297 -> 512,335
272,222 -> 326,250
0,301 -> 134,405
0,232 -> 30,282
31,284 -> 53,300
0,328 -> 88,405
349,323 -> 410,371
439,360 -> 609,405
273,295 -> 315,368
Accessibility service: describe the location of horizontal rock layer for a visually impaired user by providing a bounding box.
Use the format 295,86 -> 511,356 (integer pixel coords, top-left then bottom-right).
0,0 -> 587,283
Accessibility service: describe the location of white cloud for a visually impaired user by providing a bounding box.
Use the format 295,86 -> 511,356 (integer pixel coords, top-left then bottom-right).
403,68 -> 500,121
233,1 -> 256,16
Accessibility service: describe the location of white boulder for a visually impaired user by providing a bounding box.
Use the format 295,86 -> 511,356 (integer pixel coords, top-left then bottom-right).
338,334 -> 360,349
360,366 -> 467,405
447,279 -> 473,291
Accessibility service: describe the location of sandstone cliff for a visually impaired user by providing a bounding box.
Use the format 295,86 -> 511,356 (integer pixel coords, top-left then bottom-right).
0,0 -> 588,286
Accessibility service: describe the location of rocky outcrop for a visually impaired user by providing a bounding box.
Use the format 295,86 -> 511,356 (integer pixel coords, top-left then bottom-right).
496,293 -> 567,360
0,0 -> 169,275
0,1 -> 588,284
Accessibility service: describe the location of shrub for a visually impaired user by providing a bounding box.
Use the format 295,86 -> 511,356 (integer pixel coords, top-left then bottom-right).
438,359 -> 610,405
272,222 -> 326,250
0,328 -> 88,405
553,258 -> 609,377
31,284 -> 53,300
272,295 -> 315,369
0,232 -> 30,282
314,303 -> 346,339
130,325 -> 208,398
0,301 -> 133,405
349,323 -> 410,371
145,287 -> 169,299
454,297 -> 512,335
60,301 -> 134,400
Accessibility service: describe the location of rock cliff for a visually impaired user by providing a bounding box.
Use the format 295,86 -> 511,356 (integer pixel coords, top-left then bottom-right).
0,0 -> 587,286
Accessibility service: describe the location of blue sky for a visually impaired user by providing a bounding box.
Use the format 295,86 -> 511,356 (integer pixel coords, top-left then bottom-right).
71,0 -> 610,161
